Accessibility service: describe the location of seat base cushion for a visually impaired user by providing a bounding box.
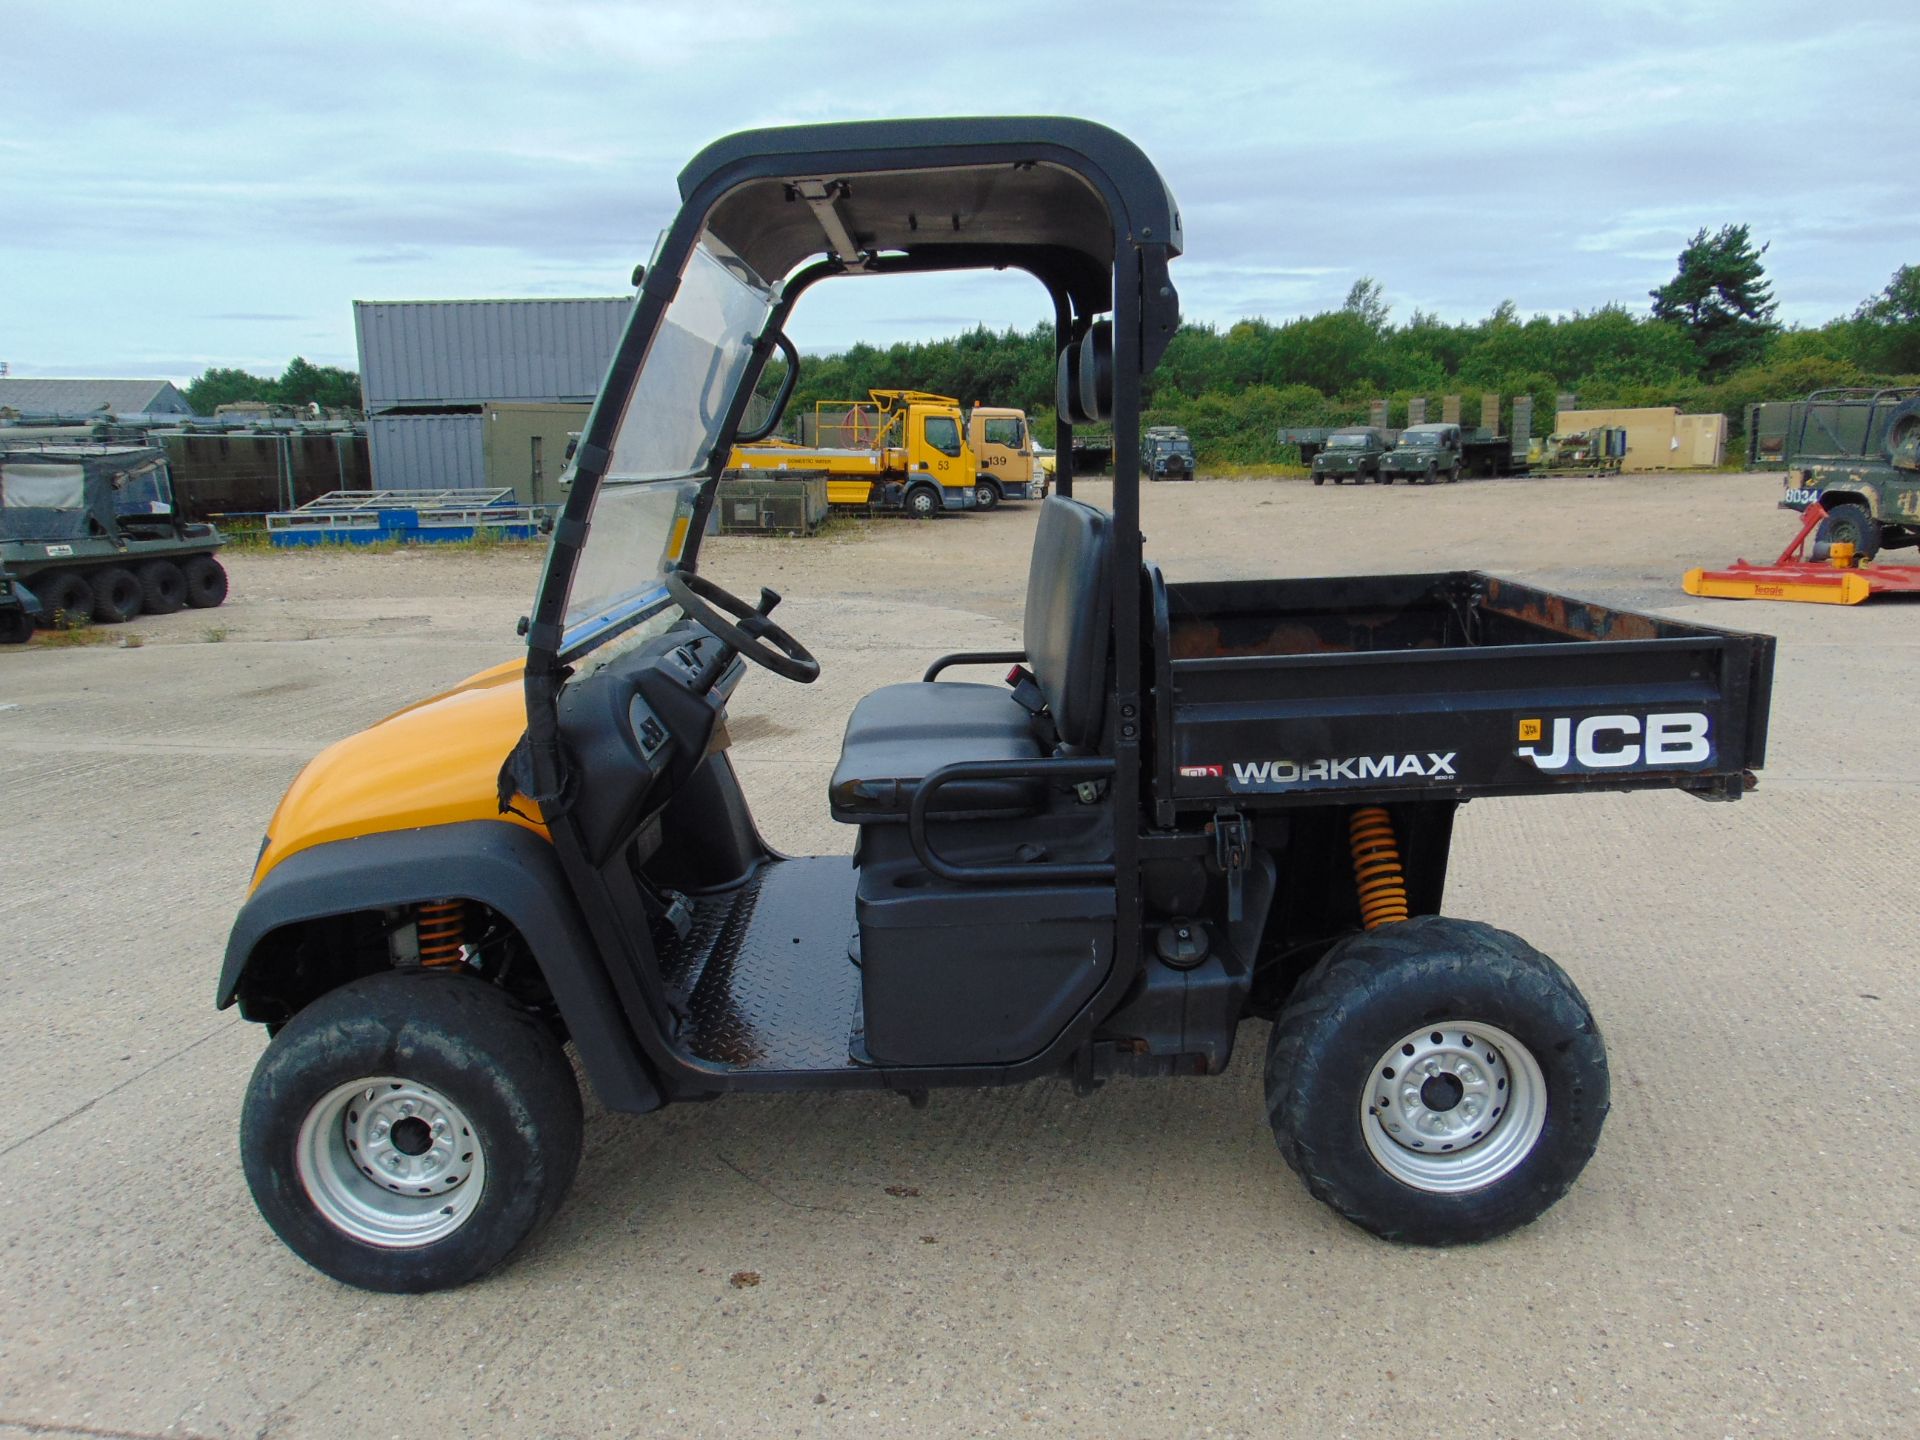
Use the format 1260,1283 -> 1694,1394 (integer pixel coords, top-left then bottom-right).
829,682 -> 1043,823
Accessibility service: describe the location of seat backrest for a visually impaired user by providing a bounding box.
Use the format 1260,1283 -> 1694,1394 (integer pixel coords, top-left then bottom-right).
1023,496 -> 1112,748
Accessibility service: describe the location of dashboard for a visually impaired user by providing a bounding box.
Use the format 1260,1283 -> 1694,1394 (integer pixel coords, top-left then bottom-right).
556,620 -> 746,865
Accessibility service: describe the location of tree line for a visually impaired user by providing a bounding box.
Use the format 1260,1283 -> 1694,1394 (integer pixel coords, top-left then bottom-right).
787,231 -> 1920,466
183,357 -> 361,416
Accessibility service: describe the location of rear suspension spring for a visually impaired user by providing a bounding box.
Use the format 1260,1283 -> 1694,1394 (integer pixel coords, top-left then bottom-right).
416,899 -> 469,967
1348,807 -> 1409,929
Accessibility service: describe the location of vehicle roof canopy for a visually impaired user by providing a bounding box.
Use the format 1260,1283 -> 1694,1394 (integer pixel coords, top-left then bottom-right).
0,444 -> 169,540
681,117 -> 1183,317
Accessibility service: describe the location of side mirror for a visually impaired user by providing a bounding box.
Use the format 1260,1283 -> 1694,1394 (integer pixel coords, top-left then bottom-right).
734,331 -> 800,443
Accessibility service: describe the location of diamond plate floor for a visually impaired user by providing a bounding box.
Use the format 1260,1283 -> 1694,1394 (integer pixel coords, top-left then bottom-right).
655,856 -> 862,1072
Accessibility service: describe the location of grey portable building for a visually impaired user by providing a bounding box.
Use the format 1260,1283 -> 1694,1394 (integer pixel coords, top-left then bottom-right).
353,298 -> 631,413
365,414 -> 486,491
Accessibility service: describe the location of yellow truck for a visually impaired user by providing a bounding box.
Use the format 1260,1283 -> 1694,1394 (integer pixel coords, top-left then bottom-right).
966,404 -> 1048,510
727,390 -> 979,518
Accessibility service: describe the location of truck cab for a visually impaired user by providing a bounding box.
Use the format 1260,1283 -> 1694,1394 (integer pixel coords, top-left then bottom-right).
1311,426 -> 1387,485
217,117 -> 1774,1294
1143,425 -> 1195,481
1378,423 -> 1463,485
967,405 -> 1042,507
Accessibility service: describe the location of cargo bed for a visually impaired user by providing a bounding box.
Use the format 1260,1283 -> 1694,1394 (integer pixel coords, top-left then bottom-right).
1148,569 -> 1774,816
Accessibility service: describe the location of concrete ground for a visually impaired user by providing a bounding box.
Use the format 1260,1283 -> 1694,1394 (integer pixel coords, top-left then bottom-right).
0,470 -> 1913,1438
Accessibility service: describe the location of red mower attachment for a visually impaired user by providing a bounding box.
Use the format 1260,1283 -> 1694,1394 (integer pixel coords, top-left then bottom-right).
1683,501 -> 1920,606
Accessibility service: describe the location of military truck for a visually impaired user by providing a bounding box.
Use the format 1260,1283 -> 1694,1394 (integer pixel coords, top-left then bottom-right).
1309,426 -> 1388,485
1750,387 -> 1920,558
1378,423 -> 1464,484
1283,397 -> 1531,481
0,444 -> 228,626
1143,425 -> 1196,481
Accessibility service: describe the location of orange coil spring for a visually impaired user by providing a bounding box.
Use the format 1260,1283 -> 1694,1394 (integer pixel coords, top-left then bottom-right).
416,899 -> 469,967
1348,807 -> 1409,929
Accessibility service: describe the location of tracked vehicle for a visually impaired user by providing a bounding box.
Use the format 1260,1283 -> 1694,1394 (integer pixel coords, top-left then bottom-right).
219,118 -> 1776,1292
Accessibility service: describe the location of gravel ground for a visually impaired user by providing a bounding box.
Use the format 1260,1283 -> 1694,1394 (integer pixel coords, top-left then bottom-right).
0,470 -> 1914,1438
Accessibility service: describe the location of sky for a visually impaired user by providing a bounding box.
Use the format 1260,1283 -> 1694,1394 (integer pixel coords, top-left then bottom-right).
2,0 -> 1916,385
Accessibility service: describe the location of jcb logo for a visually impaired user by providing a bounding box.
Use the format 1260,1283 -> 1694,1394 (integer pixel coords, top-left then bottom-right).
1517,712 -> 1712,772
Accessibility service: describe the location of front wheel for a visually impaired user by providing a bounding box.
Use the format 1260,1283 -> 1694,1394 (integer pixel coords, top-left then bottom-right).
973,480 -> 1001,511
1265,915 -> 1608,1245
904,485 -> 941,519
1814,503 -> 1881,561
240,969 -> 583,1292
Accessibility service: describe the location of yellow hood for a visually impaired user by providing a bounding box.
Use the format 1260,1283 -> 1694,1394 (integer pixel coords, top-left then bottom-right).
251,658 -> 546,891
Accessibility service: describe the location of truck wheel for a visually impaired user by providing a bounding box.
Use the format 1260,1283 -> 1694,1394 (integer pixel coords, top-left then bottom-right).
0,608 -> 31,644
973,480 -> 1001,511
91,566 -> 143,624
241,969 -> 583,1293
905,485 -> 941,519
182,554 -> 229,607
1424,463 -> 1438,485
35,570 -> 94,629
138,559 -> 187,615
1313,475 -> 1326,487
1814,504 -> 1881,561
1265,915 -> 1608,1246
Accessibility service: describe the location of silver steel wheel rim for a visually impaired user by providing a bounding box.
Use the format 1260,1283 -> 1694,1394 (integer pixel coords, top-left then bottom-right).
1360,1021 -> 1546,1194
295,1076 -> 486,1248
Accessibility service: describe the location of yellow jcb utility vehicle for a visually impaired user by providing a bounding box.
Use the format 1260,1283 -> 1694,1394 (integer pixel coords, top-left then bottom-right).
220,118 -> 1776,1293
727,388 -> 979,516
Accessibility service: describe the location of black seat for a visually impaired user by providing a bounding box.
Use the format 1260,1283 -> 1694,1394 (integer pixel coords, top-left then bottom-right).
828,682 -> 1042,821
829,496 -> 1113,824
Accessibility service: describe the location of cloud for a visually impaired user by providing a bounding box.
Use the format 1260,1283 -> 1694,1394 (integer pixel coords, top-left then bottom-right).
3,0 -> 1917,374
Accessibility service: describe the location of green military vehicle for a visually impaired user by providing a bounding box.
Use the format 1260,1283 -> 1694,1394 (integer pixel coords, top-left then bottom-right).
1377,423 -> 1464,485
1750,387 -> 1920,558
1308,426 -> 1388,485
1143,424 -> 1195,481
0,444 -> 229,626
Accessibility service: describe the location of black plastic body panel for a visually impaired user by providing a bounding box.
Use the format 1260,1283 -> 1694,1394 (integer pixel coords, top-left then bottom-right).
857,859 -> 1115,1066
1156,571 -> 1775,810
220,822 -> 663,1114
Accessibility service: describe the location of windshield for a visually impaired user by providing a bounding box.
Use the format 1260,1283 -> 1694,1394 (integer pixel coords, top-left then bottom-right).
562,235 -> 774,648
1329,433 -> 1371,449
1401,432 -> 1440,447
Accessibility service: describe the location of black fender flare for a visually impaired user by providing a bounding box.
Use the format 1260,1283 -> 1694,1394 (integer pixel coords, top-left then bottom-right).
218,820 -> 662,1113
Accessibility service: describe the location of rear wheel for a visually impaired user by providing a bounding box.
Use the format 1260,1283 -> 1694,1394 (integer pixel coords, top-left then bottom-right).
90,565 -> 143,624
138,559 -> 187,614
241,969 -> 583,1293
182,554 -> 229,607
35,570 -> 94,628
1265,915 -> 1608,1245
1814,503 -> 1881,561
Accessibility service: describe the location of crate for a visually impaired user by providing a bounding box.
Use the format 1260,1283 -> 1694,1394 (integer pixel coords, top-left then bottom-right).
715,476 -> 830,535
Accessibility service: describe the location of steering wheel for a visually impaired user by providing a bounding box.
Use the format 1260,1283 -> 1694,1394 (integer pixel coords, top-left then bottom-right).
663,569 -> 821,684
